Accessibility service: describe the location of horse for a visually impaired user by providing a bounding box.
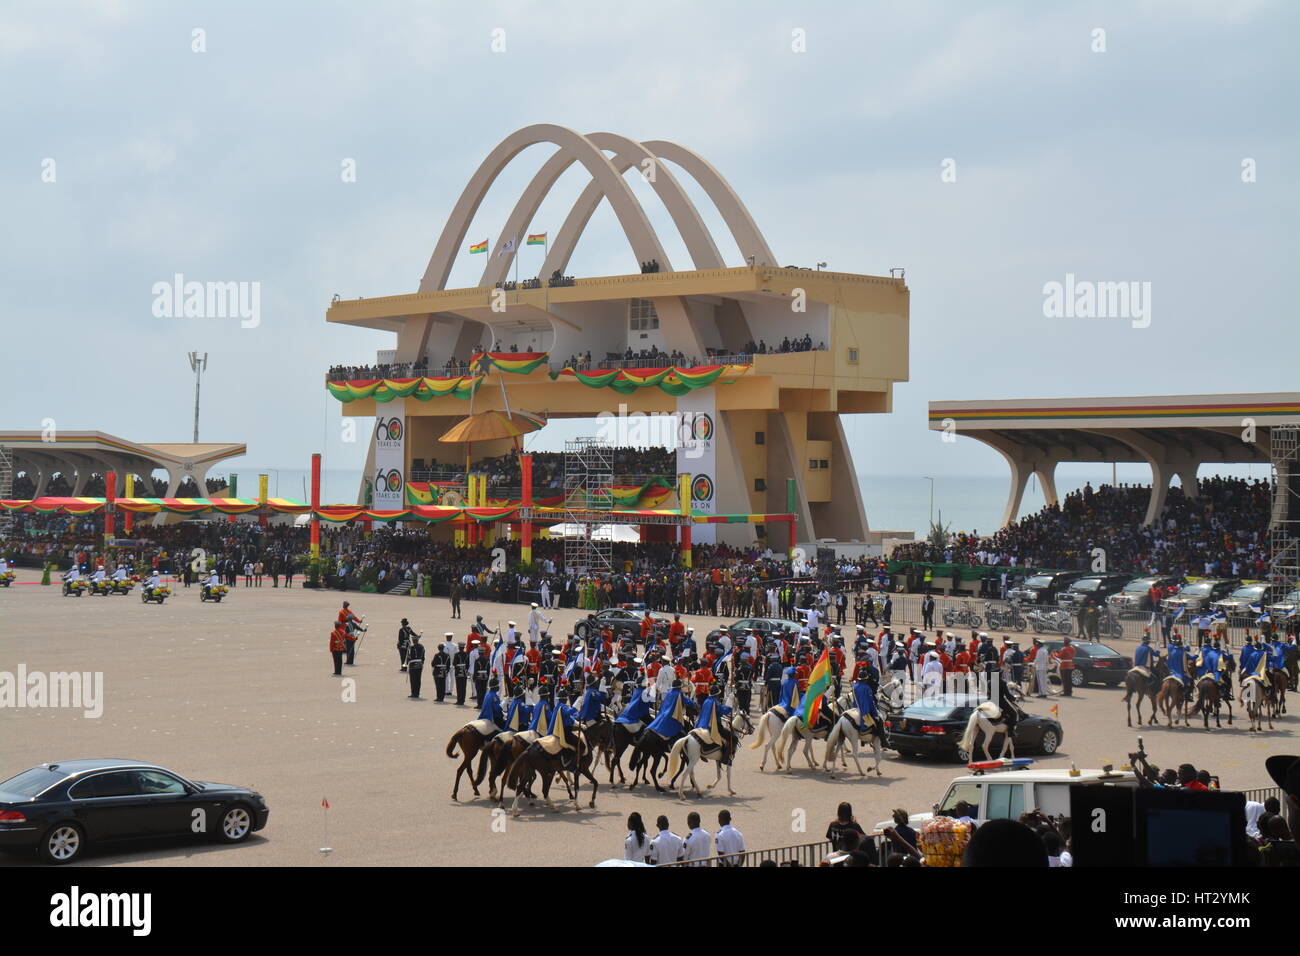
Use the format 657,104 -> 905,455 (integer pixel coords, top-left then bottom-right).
1242,676 -> 1273,733
958,700 -> 1016,762
445,721 -> 499,801
775,693 -> 848,774
627,728 -> 685,792
1122,657 -> 1168,727
1155,675 -> 1191,728
505,733 -> 600,817
823,707 -> 886,778
747,703 -> 797,771
1192,674 -> 1232,729
1267,668 -> 1288,717
665,712 -> 751,800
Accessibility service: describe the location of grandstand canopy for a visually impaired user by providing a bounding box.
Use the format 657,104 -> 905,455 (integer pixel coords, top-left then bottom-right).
927,393 -> 1299,528
0,430 -> 245,498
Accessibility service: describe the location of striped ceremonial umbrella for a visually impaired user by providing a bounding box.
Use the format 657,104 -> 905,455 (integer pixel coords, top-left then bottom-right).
437,409 -> 546,445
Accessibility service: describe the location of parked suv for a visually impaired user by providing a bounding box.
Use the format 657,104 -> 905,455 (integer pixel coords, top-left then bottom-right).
1161,578 -> 1241,616
1057,573 -> 1134,611
1107,574 -> 1184,616
1211,582 -> 1271,624
1007,570 -> 1087,606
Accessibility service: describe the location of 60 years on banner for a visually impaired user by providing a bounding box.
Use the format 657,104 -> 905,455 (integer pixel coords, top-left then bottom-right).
373,399 -> 406,510
676,388 -> 717,544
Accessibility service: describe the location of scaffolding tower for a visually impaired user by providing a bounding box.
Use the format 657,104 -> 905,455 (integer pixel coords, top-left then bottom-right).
0,446 -> 12,534
1269,424 -> 1300,612
562,438 -> 615,574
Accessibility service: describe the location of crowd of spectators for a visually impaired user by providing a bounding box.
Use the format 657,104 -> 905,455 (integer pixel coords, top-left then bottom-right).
893,477 -> 1272,578
11,474 -> 227,499
409,447 -> 677,493
740,334 -> 822,354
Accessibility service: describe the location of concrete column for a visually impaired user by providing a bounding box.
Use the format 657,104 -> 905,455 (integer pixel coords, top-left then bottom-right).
1000,458 -> 1032,529
1033,461 -> 1060,509
1144,460 -> 1171,527
1175,466 -> 1199,500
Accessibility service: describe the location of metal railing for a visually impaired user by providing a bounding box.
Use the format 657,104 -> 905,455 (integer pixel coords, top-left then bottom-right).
657,839 -> 832,867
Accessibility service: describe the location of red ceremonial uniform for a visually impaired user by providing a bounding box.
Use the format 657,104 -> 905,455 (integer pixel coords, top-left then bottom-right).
954,650 -> 972,674
646,661 -> 663,680
852,660 -> 873,681
329,626 -> 348,652
525,647 -> 541,674
668,620 -> 686,641
795,663 -> 811,692
641,617 -> 654,641
692,666 -> 713,698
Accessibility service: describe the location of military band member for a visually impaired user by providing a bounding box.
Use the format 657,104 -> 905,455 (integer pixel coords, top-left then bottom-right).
432,634 -> 452,701
397,618 -> 416,671
405,633 -> 426,699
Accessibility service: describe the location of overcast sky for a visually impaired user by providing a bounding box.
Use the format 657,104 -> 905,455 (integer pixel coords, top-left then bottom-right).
3,0 -> 1296,486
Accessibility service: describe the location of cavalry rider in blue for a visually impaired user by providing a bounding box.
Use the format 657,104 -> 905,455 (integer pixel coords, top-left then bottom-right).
477,686 -> 505,727
1195,637 -> 1220,683
1134,632 -> 1159,672
547,698 -> 581,769
645,682 -> 690,740
851,668 -> 881,734
1240,634 -> 1266,683
576,673 -> 608,728
777,660 -> 802,715
1165,635 -> 1191,685
502,685 -> 533,734
527,697 -> 551,735
615,685 -> 652,728
1267,631 -> 1288,675
1213,636 -> 1234,700
694,689 -> 733,746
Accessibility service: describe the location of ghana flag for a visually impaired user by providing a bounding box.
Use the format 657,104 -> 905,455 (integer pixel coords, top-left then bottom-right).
799,649 -> 832,727
526,232 -> 547,245
468,239 -> 488,254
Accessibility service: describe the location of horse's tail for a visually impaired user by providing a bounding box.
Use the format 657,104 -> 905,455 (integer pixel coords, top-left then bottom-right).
446,729 -> 462,759
666,736 -> 688,781
958,710 -> 980,756
749,712 -> 771,750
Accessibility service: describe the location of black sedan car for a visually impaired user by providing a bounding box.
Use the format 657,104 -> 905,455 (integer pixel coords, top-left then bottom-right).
0,759 -> 269,864
884,694 -> 1063,762
1041,640 -> 1132,687
573,607 -> 672,641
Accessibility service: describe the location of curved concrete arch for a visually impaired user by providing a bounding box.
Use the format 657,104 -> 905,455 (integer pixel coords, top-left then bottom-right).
419,124 -> 669,294
640,140 -> 776,267
534,133 -> 726,280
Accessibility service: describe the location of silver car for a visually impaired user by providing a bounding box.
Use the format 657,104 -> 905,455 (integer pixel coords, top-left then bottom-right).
1210,583 -> 1270,622
1161,578 -> 1241,615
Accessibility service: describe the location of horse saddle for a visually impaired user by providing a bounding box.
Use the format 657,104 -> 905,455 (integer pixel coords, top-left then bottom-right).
1131,665 -> 1152,680
468,719 -> 500,737
536,734 -> 569,756
615,720 -> 643,733
689,726 -> 723,750
975,701 -> 1002,719
845,708 -> 876,732
1196,674 -> 1218,687
1165,675 -> 1185,688
1243,674 -> 1266,688
771,705 -> 790,721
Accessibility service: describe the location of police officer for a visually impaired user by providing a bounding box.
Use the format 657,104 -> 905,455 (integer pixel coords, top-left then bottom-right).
406,633 -> 426,699
449,580 -> 463,619
432,635 -> 452,701
453,642 -> 471,705
763,648 -> 783,711
469,642 -> 490,704
397,618 -> 416,671
733,655 -> 753,715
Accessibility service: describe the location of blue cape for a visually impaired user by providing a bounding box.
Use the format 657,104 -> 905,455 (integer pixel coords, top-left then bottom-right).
696,697 -> 732,738
646,688 -> 687,738
477,689 -> 503,726
529,700 -> 551,733
853,681 -> 879,726
577,688 -> 608,722
616,688 -> 652,725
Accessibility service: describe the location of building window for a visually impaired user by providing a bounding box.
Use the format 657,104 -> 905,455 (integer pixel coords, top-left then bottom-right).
819,459 -> 829,469
754,478 -> 767,492
755,431 -> 765,445
809,459 -> 819,470
629,298 -> 659,332
847,347 -> 859,364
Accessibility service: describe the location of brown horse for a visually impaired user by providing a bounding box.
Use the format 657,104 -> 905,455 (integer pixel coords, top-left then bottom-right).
505,736 -> 599,817
1193,675 -> 1232,729
1155,675 -> 1191,727
1123,657 -> 1167,727
445,724 -> 496,801
1267,669 -> 1288,716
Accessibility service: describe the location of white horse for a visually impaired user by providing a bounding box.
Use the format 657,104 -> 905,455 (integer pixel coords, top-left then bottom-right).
666,713 -> 750,800
958,701 -> 1015,762
748,703 -> 798,771
1242,676 -> 1272,733
776,692 -> 853,773
823,709 -> 885,777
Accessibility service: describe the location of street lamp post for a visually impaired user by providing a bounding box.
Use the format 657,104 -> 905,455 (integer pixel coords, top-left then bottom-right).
187,352 -> 208,443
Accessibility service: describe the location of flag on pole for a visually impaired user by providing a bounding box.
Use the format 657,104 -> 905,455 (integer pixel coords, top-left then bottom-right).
322,797 -> 330,809
468,239 -> 488,254
527,232 -> 547,245
497,238 -> 517,256
799,649 -> 832,727
1050,705 -> 1059,716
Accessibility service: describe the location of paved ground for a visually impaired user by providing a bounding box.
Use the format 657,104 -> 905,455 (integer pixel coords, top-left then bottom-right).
1,569 -> 1293,867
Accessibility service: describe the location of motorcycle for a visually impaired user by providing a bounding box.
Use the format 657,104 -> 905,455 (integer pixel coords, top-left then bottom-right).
0,570 -> 16,587
110,577 -> 136,595
1025,605 -> 1073,635
62,578 -> 88,598
200,584 -> 230,603
941,601 -> 982,629
984,601 -> 1028,631
141,585 -> 171,605
89,578 -> 112,597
